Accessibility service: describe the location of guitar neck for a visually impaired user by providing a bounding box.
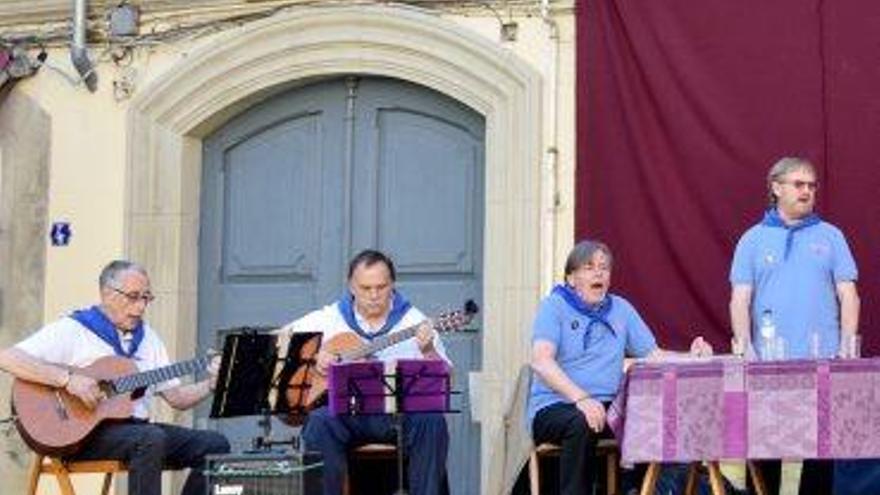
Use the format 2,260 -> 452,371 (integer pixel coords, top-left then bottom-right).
110,356 -> 209,395
335,301 -> 478,362
341,325 -> 420,361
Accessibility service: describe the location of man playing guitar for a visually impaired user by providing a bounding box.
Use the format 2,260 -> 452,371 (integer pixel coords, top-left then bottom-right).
0,260 -> 230,495
277,249 -> 450,495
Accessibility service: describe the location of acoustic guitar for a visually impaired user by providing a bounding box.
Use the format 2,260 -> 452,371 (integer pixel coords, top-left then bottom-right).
12,354 -> 210,456
284,300 -> 479,419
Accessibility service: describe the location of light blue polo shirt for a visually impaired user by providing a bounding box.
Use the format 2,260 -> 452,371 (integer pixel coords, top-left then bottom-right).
527,292 -> 658,423
730,220 -> 857,358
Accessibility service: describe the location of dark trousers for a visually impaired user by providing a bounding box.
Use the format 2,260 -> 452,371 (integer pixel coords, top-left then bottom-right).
67,421 -> 230,495
532,402 -> 610,495
749,459 -> 833,495
303,406 -> 448,495
834,459 -> 880,495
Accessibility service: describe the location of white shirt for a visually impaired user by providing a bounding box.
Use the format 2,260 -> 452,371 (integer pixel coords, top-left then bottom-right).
281,302 -> 451,365
16,316 -> 180,419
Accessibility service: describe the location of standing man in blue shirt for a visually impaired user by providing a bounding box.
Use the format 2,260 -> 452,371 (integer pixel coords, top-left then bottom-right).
730,157 -> 859,361
729,156 -> 860,495
529,240 -> 712,495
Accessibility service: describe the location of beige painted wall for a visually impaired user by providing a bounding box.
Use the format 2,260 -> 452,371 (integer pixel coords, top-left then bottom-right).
0,3 -> 578,493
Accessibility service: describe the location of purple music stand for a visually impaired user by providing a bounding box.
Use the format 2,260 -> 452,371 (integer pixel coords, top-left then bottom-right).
395,359 -> 451,413
327,359 -> 451,416
327,361 -> 387,415
327,359 -> 452,495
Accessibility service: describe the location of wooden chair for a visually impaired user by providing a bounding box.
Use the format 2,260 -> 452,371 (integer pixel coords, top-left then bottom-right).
528,437 -> 620,495
344,443 -> 452,495
27,454 -> 125,495
344,443 -> 398,495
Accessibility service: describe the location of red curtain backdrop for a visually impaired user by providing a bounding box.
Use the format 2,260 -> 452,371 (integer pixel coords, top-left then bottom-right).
575,0 -> 880,353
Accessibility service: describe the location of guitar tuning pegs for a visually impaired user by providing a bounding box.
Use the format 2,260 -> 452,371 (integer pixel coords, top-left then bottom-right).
464,299 -> 479,316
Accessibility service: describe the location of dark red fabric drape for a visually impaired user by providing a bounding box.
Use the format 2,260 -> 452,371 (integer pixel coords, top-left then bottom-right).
576,0 -> 880,353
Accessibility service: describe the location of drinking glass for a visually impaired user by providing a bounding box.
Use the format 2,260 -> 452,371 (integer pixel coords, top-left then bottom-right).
809,330 -> 821,359
761,336 -> 775,361
774,336 -> 787,360
841,333 -> 862,359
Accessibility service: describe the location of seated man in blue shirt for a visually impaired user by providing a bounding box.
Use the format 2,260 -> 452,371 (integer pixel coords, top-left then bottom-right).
529,239 -> 713,495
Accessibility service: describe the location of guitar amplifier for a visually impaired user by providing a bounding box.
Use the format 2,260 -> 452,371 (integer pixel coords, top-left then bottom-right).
205,451 -> 322,495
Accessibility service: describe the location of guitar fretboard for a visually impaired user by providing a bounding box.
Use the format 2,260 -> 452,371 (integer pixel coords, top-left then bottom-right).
341,325 -> 420,361
110,357 -> 209,395
337,303 -> 476,362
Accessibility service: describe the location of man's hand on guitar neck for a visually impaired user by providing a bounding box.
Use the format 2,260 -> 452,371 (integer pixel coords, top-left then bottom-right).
207,355 -> 221,392
66,373 -> 104,410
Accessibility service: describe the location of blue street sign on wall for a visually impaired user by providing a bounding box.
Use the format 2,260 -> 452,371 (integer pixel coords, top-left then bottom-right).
50,222 -> 72,246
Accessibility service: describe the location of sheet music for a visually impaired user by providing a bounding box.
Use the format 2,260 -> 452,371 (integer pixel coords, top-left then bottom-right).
268,329 -> 289,410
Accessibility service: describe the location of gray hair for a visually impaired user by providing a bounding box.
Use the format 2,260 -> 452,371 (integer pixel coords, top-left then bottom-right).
564,240 -> 613,276
99,260 -> 148,289
766,156 -> 816,205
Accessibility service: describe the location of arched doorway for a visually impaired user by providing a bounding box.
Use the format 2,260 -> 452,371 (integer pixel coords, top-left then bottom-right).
198,75 -> 485,492
125,6 -> 543,493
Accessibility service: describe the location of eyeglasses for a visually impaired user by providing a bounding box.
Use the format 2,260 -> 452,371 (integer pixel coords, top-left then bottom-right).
778,180 -> 818,191
573,264 -> 611,274
110,286 -> 156,304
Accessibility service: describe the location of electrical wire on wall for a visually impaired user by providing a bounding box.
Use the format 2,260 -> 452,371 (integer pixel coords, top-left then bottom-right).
0,1 -> 543,49
0,0 -> 545,97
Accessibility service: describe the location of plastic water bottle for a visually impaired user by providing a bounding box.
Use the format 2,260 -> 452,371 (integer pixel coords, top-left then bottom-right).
759,310 -> 776,361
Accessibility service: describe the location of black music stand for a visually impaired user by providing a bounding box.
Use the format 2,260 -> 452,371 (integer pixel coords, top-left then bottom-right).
210,330 -> 277,419
210,329 -> 322,450
329,360 -> 455,495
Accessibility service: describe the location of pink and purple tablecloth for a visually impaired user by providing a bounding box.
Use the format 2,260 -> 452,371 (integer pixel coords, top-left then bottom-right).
608,357 -> 880,464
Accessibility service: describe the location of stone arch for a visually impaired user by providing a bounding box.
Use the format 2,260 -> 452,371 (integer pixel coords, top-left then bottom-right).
125,6 -> 542,489
0,92 -> 50,494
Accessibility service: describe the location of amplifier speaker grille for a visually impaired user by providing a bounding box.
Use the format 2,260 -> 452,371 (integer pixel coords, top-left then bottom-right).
205,451 -> 322,495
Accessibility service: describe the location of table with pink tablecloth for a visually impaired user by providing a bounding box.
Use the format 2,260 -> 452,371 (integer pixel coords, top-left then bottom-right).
609,358 -> 880,464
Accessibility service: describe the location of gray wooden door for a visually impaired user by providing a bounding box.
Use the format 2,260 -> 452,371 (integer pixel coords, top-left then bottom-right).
199,77 -> 484,494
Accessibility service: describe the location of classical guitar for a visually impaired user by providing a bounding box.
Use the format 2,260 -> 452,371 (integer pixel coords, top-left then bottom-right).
285,300 -> 479,418
12,354 -> 210,456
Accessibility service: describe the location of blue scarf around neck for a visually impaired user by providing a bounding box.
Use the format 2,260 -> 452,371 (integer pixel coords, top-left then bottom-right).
760,207 -> 822,260
71,305 -> 145,358
337,290 -> 411,341
552,284 -> 615,349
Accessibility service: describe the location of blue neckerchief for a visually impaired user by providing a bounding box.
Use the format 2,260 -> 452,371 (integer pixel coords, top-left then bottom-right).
552,284 -> 615,350
337,290 -> 412,341
760,208 -> 822,260
70,305 -> 145,358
